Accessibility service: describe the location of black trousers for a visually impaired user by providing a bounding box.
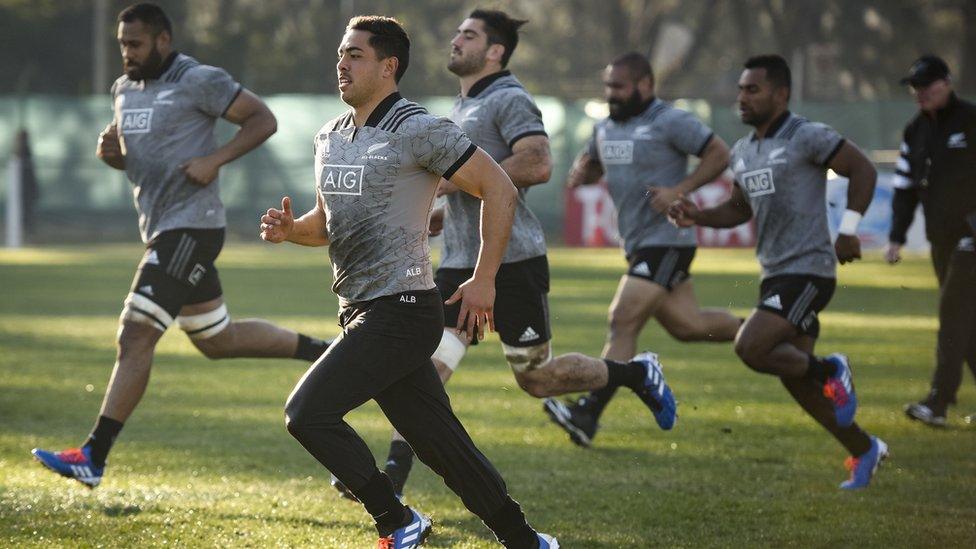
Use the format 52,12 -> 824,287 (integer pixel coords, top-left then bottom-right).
928,241 -> 976,408
284,289 -> 511,519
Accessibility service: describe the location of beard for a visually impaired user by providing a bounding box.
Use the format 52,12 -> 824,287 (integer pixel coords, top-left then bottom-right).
608,89 -> 646,121
124,46 -> 163,81
448,48 -> 487,77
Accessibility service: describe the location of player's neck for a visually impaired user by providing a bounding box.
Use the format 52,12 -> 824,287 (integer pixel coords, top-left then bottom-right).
754,108 -> 790,139
352,86 -> 400,127
459,65 -> 506,97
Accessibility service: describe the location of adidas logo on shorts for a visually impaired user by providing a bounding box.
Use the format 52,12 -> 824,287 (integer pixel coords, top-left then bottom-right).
145,250 -> 160,265
631,262 -> 651,277
519,326 -> 540,343
763,294 -> 783,310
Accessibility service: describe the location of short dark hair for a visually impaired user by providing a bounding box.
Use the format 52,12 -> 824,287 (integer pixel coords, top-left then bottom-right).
118,3 -> 172,38
469,9 -> 527,68
348,15 -> 411,82
610,51 -> 654,83
744,54 -> 792,98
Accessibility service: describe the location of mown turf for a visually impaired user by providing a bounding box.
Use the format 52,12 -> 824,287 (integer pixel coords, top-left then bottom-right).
1,245 -> 974,548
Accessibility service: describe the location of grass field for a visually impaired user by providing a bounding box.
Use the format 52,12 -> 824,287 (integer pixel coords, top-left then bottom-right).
1,244 -> 974,548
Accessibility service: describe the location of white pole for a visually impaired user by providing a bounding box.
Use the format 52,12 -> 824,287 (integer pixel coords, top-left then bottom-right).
6,155 -> 23,248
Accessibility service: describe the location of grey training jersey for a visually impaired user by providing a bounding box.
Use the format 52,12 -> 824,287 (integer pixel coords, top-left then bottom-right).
315,93 -> 476,306
442,71 -> 548,269
112,53 -> 242,242
587,99 -> 714,255
729,112 -> 846,279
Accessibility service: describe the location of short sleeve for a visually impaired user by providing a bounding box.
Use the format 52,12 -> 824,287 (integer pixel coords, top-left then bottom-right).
665,109 -> 714,157
412,117 -> 477,179
794,122 -> 845,166
185,65 -> 243,118
495,92 -> 547,148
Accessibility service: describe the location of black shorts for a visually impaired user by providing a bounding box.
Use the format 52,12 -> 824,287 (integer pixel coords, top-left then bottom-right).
436,255 -> 551,347
757,274 -> 836,338
128,228 -> 225,320
626,246 -> 695,290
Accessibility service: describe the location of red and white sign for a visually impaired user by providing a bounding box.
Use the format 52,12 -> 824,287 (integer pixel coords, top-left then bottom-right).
563,174 -> 756,248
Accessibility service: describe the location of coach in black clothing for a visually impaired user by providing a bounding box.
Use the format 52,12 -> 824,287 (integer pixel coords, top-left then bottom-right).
886,55 -> 976,427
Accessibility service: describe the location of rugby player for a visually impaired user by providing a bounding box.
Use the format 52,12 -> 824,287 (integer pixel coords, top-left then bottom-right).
260,15 -> 557,548
545,52 -> 742,447
669,54 -> 887,489
31,2 -> 330,489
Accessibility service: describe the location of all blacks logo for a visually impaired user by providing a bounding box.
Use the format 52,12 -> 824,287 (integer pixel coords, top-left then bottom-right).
320,164 -> 365,196
120,108 -> 153,134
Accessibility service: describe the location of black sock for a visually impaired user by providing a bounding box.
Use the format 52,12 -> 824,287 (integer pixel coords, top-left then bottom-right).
383,440 -> 415,495
805,354 -> 836,384
604,359 -> 646,391
354,470 -> 410,536
578,385 -> 618,419
294,334 -> 331,362
83,415 -> 124,467
484,498 -> 538,549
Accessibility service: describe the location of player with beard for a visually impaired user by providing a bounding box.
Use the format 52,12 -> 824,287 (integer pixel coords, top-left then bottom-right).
327,10 -> 678,505
543,52 -> 741,447
668,54 -> 887,489
31,2 -> 330,489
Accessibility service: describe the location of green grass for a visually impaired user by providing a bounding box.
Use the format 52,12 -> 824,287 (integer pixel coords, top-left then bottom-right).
1,245 -> 974,548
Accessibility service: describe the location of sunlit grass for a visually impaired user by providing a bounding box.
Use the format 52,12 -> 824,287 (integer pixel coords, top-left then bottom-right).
1,245 -> 973,547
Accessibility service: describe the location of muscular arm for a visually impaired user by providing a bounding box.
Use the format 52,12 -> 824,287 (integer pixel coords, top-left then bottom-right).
498,135 -> 552,188
566,149 -> 604,188
96,123 -> 126,170
448,147 -> 517,280
828,141 -> 877,215
649,136 -> 730,211
675,136 -> 730,195
182,89 -> 277,185
261,194 -> 329,247
673,184 -> 753,229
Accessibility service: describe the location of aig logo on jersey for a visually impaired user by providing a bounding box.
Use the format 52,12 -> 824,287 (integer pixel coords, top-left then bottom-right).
320,164 -> 365,196
120,108 -> 153,134
741,167 -> 776,197
600,140 -> 634,164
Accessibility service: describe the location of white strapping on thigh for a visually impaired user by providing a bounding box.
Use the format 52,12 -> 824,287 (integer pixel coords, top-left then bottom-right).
176,303 -> 230,340
432,329 -> 467,371
502,341 -> 552,373
120,292 -> 173,332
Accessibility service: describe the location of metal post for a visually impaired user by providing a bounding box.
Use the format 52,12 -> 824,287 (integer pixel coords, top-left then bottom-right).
93,0 -> 108,94
6,155 -> 23,248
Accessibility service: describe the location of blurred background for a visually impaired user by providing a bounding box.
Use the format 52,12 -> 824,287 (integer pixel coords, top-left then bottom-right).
0,0 -> 972,245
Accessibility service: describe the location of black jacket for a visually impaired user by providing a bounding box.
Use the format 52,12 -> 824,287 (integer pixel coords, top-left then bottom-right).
890,93 -> 976,246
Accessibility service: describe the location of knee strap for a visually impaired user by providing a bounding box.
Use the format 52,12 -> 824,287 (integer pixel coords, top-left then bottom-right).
502,342 -> 552,373
120,292 -> 173,332
176,304 -> 230,340
432,329 -> 467,371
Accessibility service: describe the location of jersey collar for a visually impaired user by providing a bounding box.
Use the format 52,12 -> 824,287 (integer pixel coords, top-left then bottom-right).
147,51 -> 180,82
363,91 -> 404,127
751,110 -> 791,141
466,70 -> 511,98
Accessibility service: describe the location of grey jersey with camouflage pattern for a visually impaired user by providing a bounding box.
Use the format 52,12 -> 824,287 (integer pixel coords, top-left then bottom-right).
315,93 -> 477,306
587,98 -> 714,255
112,53 -> 242,242
729,111 -> 846,279
442,71 -> 548,269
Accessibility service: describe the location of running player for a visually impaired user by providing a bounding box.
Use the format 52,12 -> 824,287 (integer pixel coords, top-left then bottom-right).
545,52 -> 741,447
668,54 -> 887,489
31,2 -> 329,489
260,16 -> 556,548
353,8 -> 553,499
